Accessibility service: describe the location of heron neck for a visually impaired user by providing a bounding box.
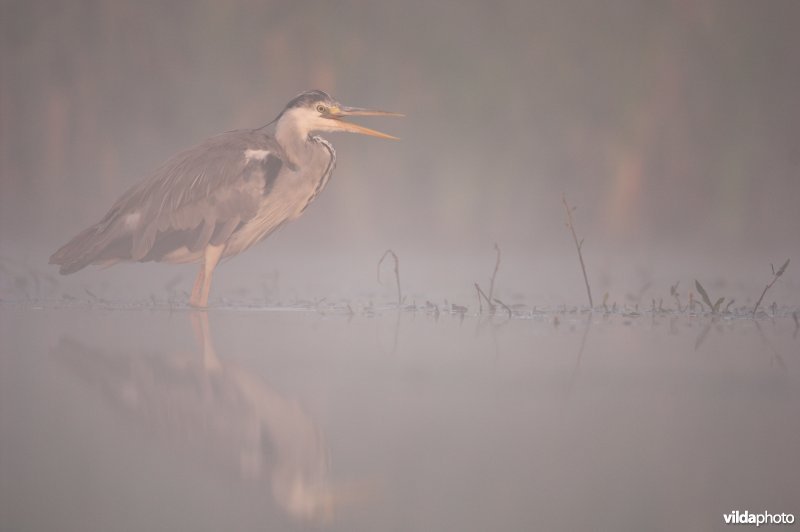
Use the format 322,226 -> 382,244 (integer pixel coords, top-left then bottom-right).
274,119 -> 312,168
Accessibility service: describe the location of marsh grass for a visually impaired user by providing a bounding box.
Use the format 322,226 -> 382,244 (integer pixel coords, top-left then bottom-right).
694,280 -> 730,314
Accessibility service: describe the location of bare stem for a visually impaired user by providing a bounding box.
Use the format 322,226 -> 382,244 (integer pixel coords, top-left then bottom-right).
474,283 -> 493,313
488,243 -> 501,302
378,249 -> 402,307
752,259 -> 789,317
562,194 -> 594,308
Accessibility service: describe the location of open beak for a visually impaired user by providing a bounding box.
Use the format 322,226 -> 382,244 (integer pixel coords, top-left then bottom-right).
325,106 -> 403,140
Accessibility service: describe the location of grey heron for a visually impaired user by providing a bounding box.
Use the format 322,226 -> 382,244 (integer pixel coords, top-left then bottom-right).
50,90 -> 401,307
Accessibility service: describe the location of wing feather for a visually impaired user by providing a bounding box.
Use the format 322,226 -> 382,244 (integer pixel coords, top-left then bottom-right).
50,129 -> 286,272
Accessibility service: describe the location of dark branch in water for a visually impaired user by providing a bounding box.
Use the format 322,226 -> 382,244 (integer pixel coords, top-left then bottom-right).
378,249 -> 402,307
752,259 -> 789,317
562,193 -> 593,308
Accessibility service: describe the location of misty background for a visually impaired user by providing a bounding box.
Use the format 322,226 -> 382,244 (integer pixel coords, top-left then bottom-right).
2,0 -> 799,306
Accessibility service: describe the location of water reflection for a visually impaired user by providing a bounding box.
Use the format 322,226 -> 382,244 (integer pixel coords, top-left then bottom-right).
54,312 -> 343,523
3,304 -> 798,531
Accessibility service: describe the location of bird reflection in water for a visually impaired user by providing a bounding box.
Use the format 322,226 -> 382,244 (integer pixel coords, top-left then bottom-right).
54,312 -> 355,523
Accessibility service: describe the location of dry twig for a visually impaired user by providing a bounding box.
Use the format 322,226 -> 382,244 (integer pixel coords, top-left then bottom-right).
488,243 -> 501,302
493,298 -> 513,319
378,249 -> 403,307
474,283 -> 493,313
562,194 -> 594,308
752,259 -> 789,317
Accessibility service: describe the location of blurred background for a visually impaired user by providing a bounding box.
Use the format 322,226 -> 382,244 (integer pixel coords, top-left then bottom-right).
2,0 -> 799,305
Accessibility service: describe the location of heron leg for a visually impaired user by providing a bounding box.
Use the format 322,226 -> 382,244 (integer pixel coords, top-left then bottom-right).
189,310 -> 221,371
190,268 -> 205,307
189,243 -> 225,308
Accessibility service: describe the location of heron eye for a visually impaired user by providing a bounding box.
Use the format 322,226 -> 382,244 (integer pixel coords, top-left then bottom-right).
316,104 -> 326,113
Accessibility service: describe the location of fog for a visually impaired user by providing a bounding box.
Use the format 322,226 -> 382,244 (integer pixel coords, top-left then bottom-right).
2,0 -> 799,304
2,2 -> 799,531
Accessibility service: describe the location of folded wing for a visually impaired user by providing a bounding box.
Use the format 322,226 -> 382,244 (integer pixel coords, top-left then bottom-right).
50,130 -> 285,273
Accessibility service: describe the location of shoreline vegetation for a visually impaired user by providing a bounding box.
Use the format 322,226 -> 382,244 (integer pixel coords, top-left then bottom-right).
0,198 -> 794,322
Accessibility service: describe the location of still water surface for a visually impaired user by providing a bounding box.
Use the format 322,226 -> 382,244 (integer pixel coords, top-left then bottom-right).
1,305 -> 798,531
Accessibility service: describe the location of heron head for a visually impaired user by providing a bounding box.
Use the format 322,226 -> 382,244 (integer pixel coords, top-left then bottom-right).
279,90 -> 402,140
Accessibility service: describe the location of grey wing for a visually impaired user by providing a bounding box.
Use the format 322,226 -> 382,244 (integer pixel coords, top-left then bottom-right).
50,131 -> 285,272
129,133 -> 287,261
